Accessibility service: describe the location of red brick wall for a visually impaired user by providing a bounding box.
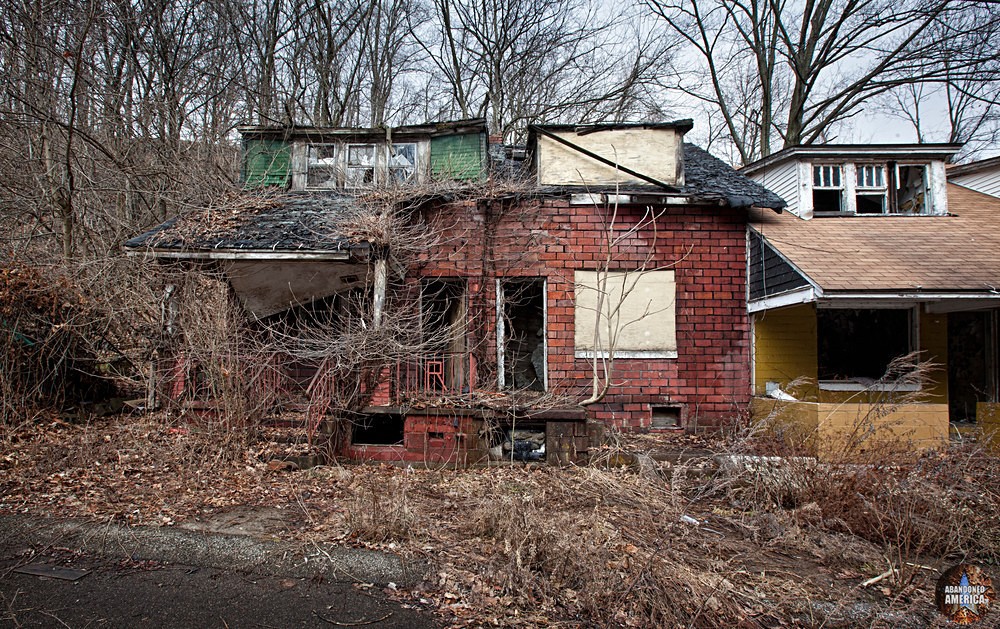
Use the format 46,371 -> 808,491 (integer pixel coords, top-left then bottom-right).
415,196 -> 751,430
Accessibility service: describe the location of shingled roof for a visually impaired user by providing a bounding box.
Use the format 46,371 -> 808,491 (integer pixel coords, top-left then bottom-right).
681,144 -> 785,210
125,192 -> 357,254
749,183 -> 1000,295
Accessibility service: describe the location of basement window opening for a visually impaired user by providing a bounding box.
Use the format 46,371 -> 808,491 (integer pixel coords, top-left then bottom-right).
351,412 -> 404,446
817,308 -> 915,390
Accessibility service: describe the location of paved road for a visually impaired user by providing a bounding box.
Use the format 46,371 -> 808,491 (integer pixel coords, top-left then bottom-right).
0,547 -> 440,628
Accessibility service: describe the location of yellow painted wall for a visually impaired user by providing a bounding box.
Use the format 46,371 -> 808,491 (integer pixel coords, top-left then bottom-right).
919,309 -> 949,404
753,398 -> 948,459
753,304 -> 817,399
755,305 -> 950,406
978,402 -> 1000,452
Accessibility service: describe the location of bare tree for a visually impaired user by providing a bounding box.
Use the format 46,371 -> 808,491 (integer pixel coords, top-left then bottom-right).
645,0 -> 1000,165
415,0 -> 675,141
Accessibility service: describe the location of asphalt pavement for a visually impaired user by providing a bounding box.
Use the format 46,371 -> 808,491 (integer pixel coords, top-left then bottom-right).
0,515 -> 440,628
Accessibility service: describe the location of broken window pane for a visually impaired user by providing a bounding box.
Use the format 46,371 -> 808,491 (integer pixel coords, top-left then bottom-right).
346,144 -> 376,186
855,164 -> 887,214
818,308 -> 911,382
500,279 -> 546,391
420,279 -> 469,392
307,144 -> 341,188
894,165 -> 927,214
389,143 -> 417,183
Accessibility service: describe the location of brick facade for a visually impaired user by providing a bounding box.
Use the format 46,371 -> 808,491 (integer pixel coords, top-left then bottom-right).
413,195 -> 751,431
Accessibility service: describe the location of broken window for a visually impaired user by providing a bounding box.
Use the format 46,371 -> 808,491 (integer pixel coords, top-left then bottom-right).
307,144 -> 341,188
894,164 -> 928,214
812,164 -> 844,213
574,270 -> 677,358
855,164 -> 887,214
389,143 -> 417,183
817,308 -> 912,384
497,278 -> 546,391
421,279 -> 469,392
345,144 -> 376,187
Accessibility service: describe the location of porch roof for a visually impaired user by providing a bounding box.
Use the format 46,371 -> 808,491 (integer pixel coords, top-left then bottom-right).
125,192 -> 359,256
749,184 -> 1000,297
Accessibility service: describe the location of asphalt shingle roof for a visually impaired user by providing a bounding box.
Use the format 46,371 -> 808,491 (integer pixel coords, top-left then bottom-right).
749,183 -> 1000,293
125,192 -> 355,252
681,144 -> 785,210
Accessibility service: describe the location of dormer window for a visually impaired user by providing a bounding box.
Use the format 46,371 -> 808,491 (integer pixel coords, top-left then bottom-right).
307,145 -> 341,189
304,142 -> 423,189
812,164 -> 843,213
811,161 -> 933,216
856,164 -> 887,214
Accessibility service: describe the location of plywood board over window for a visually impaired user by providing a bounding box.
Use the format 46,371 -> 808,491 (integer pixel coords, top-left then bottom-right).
574,270 -> 677,358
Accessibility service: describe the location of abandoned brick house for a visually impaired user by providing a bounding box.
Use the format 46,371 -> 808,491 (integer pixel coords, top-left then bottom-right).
744,145 -> 1000,455
126,118 -> 785,464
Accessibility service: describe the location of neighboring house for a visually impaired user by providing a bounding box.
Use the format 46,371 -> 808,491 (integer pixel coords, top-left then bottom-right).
127,118 -> 785,465
743,144 -> 1000,455
948,154 -> 1000,198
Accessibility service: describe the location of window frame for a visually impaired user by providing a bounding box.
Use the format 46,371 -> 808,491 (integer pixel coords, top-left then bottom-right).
811,163 -> 845,214
816,305 -> 920,392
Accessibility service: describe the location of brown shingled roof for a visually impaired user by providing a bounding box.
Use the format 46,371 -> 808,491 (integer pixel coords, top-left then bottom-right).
749,184 -> 1000,294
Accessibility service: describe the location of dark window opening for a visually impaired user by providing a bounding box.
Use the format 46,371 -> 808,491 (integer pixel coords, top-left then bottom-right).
813,189 -> 843,213
856,193 -> 886,214
421,279 -> 468,391
894,165 -> 927,214
501,279 -> 545,391
352,412 -> 404,445
651,405 -> 682,429
818,308 -> 911,381
947,311 -> 997,422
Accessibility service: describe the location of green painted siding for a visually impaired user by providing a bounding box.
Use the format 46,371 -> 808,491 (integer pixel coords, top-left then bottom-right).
431,133 -> 485,181
243,139 -> 291,188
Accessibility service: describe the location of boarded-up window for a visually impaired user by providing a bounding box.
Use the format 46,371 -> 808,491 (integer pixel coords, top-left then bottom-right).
243,139 -> 290,188
431,133 -> 485,180
574,270 -> 677,358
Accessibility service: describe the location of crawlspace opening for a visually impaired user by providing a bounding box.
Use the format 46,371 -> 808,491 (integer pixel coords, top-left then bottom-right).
351,412 -> 405,445
651,405 -> 682,429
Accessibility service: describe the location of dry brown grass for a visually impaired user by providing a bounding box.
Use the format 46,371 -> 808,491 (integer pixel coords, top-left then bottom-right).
2,413 -> 999,627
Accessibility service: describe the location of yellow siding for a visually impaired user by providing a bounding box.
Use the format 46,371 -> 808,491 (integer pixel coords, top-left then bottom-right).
753,398 -> 948,459
753,304 -> 817,398
919,310 -> 949,403
978,402 -> 1000,452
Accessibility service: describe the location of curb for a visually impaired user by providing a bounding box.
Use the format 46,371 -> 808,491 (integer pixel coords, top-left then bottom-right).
0,514 -> 427,586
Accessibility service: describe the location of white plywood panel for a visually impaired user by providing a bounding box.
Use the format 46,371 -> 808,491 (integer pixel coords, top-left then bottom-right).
538,129 -> 680,186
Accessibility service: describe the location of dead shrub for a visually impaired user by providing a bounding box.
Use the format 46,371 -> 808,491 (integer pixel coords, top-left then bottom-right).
0,262 -> 125,431
344,471 -> 415,543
